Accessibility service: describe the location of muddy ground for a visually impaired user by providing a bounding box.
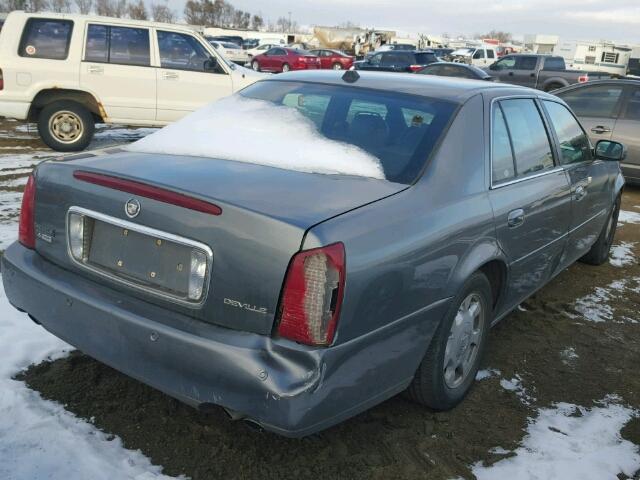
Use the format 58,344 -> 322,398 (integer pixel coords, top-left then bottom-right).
2,119 -> 639,479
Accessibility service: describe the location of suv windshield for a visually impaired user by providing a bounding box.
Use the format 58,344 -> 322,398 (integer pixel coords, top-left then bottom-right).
240,80 -> 457,183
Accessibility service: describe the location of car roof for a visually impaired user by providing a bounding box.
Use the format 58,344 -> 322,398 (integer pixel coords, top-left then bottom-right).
423,62 -> 490,74
269,70 -> 546,104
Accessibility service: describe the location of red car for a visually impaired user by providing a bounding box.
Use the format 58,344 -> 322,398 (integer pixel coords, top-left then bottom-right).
251,47 -> 321,73
309,49 -> 355,70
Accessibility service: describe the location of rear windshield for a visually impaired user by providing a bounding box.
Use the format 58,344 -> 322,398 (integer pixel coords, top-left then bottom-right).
240,80 -> 457,184
415,52 -> 437,64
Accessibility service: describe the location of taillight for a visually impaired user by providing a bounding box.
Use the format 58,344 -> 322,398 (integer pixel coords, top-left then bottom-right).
578,74 -> 589,83
277,242 -> 345,346
0,68 -> 4,90
19,174 -> 36,249
409,65 -> 423,72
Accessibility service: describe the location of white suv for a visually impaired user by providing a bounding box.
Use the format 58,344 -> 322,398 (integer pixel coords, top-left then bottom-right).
0,11 -> 263,151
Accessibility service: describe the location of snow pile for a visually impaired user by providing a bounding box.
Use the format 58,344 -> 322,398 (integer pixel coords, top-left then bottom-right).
618,210 -> 640,224
127,96 -> 385,179
473,399 -> 640,480
609,242 -> 636,267
574,285 -> 614,322
0,277 -> 180,479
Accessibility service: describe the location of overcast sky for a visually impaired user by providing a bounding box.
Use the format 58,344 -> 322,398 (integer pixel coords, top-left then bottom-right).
173,0 -> 640,43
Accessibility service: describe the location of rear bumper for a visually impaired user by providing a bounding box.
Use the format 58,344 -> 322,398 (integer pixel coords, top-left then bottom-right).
2,243 -> 449,437
0,100 -> 30,120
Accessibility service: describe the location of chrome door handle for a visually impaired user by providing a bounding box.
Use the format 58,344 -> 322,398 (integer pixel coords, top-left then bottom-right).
87,65 -> 103,74
591,126 -> 611,134
575,185 -> 587,201
162,72 -> 179,80
507,209 -> 525,228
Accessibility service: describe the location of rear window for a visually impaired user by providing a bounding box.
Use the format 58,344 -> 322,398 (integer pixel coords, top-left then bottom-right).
415,53 -> 437,64
240,80 -> 457,184
19,18 -> 73,60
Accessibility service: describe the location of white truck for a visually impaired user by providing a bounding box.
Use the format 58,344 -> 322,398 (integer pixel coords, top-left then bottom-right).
0,11 -> 263,151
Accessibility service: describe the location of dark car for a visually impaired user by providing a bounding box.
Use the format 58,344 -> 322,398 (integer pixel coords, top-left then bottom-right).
355,50 -> 440,73
251,47 -> 320,73
555,79 -> 640,184
418,62 -> 493,81
3,71 -> 625,438
308,49 -> 354,70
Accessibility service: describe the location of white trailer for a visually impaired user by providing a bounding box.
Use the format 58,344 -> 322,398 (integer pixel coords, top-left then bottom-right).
560,40 -> 631,76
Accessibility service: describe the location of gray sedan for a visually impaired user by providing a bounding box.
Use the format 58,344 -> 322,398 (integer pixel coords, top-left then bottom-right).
555,79 -> 640,185
2,71 -> 625,437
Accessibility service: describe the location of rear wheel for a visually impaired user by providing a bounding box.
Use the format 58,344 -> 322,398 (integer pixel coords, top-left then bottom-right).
332,62 -> 343,70
580,194 -> 621,265
37,100 -> 94,152
544,82 -> 563,92
406,272 -> 492,409
251,60 -> 260,71
282,63 -> 290,73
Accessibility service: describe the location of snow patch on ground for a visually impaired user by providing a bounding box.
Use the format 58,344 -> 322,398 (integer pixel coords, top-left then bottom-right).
609,242 -> 636,267
560,347 -> 579,366
0,276 -> 181,479
476,368 -> 501,381
572,278 -> 640,324
473,399 -> 640,480
128,96 -> 385,179
618,210 -> 640,224
500,374 -> 536,406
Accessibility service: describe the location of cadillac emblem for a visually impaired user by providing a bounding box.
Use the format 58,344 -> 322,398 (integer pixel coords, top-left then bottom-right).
125,198 -> 141,218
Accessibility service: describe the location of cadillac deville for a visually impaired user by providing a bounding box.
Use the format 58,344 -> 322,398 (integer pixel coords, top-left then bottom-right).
2,71 -> 626,437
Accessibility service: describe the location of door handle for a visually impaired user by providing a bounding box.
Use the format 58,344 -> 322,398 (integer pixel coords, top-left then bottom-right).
162,72 -> 179,80
508,72 -> 514,76
591,126 -> 611,134
507,209 -> 525,228
574,184 -> 587,201
530,73 -> 536,77
87,65 -> 103,74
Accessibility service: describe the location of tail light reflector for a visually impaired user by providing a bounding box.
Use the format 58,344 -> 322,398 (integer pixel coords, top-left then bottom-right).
277,243 -> 345,346
409,65 -> 424,72
578,74 -> 589,83
19,174 -> 36,249
0,68 -> 4,90
73,170 -> 222,216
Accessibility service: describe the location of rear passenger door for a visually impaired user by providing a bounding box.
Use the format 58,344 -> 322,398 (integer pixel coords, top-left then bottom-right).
488,97 -> 571,305
610,86 -> 640,180
80,23 -> 156,122
542,100 -> 615,262
512,56 -> 539,88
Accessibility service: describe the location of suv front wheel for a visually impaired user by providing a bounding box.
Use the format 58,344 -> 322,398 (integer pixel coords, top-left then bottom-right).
37,101 -> 95,152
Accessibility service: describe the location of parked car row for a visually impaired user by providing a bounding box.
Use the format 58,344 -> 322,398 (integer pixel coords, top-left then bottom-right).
250,47 -> 354,73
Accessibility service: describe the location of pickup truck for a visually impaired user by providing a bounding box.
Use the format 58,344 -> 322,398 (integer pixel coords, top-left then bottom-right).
486,54 -> 612,92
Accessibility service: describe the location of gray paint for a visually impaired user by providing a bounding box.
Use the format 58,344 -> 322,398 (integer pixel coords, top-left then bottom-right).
2,72 -> 624,436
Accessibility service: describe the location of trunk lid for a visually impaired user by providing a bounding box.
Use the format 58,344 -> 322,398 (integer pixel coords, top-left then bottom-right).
33,152 -> 405,335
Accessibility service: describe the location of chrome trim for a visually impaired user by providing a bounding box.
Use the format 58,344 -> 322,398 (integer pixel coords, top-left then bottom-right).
491,167 -> 564,189
66,206 -> 213,308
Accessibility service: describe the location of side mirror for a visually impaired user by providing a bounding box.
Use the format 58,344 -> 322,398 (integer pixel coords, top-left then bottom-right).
595,140 -> 626,161
204,56 -> 219,72
489,63 -> 498,71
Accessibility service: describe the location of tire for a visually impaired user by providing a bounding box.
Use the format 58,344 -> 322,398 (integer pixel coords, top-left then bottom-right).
406,272 -> 492,410
580,194 -> 621,265
38,101 -> 94,152
282,63 -> 290,73
251,60 -> 260,72
544,83 -> 563,92
332,62 -> 343,70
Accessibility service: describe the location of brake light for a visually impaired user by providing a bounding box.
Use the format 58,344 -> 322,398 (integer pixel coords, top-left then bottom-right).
409,65 -> 423,72
277,243 -> 345,346
0,68 -> 3,90
19,174 -> 36,249
578,74 -> 589,83
73,170 -> 222,216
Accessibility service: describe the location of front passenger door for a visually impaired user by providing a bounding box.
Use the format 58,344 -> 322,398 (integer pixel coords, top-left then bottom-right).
155,30 -> 233,122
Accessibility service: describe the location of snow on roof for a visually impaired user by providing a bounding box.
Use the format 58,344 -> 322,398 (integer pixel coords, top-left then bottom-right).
127,96 -> 385,180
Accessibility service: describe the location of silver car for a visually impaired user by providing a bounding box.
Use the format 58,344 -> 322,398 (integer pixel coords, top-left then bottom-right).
2,71 -> 625,437
555,79 -> 640,184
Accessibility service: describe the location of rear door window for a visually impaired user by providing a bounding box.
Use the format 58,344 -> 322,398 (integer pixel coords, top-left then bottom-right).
415,52 -> 437,64
498,99 -> 555,178
19,18 -> 73,60
515,56 -> 538,70
623,88 -> 640,121
492,105 -> 516,183
558,85 -> 624,118
85,24 -> 150,66
543,101 -> 592,165
543,57 -> 565,70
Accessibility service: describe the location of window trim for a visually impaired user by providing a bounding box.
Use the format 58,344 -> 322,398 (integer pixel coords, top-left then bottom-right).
82,23 -> 151,67
19,17 -> 74,61
489,95 -> 561,189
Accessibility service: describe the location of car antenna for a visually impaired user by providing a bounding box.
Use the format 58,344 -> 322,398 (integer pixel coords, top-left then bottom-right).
342,70 -> 359,83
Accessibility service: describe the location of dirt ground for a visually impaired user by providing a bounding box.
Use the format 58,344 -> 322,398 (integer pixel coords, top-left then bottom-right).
2,119 -> 639,479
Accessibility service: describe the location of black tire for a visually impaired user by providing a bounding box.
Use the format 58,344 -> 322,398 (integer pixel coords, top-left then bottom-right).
38,100 -> 94,152
406,272 -> 492,410
251,60 -> 260,72
580,194 -> 621,265
281,63 -> 290,73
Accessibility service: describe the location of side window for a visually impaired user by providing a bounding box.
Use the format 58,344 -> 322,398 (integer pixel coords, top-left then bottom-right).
495,56 -> 516,70
543,101 -> 592,165
281,93 -> 330,129
623,88 -> 640,121
381,53 -> 400,66
487,49 -> 495,59
492,105 -> 516,183
273,48 -> 286,55
473,49 -> 485,59
558,85 -> 624,118
543,57 -> 565,71
19,18 -> 73,60
499,99 -> 555,177
157,31 -> 211,72
515,56 -> 538,70
369,53 -> 383,65
86,25 -> 150,66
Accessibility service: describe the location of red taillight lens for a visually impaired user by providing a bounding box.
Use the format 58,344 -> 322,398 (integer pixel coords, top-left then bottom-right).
73,170 -> 222,216
277,242 -> 345,346
0,68 -> 4,90
578,74 -> 589,83
19,174 -> 36,249
409,65 -> 424,72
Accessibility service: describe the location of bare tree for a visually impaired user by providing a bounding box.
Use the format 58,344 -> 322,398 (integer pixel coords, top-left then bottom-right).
95,0 -> 114,15
1,0 -> 28,10
127,0 -> 147,19
150,1 -> 175,23
50,0 -> 71,12
74,0 -> 92,14
481,30 -> 512,43
250,14 -> 263,31
27,0 -> 49,12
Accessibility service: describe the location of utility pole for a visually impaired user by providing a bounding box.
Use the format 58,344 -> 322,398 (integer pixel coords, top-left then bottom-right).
288,11 -> 292,32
